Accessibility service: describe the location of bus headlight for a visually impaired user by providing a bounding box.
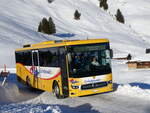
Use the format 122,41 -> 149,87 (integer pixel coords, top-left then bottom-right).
69,79 -> 79,84
71,85 -> 79,89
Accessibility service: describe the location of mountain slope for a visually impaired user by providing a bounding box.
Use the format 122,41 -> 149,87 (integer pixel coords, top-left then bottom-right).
108,0 -> 150,42
0,0 -> 149,67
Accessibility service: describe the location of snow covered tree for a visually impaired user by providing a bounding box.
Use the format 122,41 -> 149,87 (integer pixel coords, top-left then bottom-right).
115,9 -> 125,24
74,10 -> 81,20
99,0 -> 108,10
49,17 -> 56,34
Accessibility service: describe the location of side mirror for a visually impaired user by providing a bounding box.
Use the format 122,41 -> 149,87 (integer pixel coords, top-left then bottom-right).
110,49 -> 113,59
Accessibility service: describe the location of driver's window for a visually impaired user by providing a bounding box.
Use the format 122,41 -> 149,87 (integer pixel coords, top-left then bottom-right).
67,53 -> 72,63
105,50 -> 110,59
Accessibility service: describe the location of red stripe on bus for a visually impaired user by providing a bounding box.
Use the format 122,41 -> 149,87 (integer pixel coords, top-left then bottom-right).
39,72 -> 61,80
16,63 -> 61,80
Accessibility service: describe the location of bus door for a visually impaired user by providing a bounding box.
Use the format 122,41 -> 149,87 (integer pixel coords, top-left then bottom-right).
31,50 -> 40,88
59,47 -> 69,97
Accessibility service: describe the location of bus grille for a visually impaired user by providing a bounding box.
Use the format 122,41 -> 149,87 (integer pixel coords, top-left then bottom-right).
81,82 -> 107,90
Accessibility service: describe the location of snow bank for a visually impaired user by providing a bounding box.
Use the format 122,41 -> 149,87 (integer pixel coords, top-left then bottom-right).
0,104 -> 61,113
115,84 -> 150,100
0,82 -> 20,103
0,85 -> 11,103
130,54 -> 150,61
0,68 -> 16,74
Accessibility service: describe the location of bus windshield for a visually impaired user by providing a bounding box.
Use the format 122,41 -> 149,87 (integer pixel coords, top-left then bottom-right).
67,43 -> 112,78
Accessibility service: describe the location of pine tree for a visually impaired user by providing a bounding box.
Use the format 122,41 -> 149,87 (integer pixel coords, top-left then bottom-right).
74,10 -> 81,20
41,17 -> 50,34
49,17 -> 56,34
47,0 -> 54,3
37,17 -> 56,35
38,22 -> 42,32
99,0 -> 108,10
115,9 -> 125,24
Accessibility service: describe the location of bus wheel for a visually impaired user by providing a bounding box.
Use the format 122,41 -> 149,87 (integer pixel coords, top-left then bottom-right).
53,83 -> 61,99
26,76 -> 31,87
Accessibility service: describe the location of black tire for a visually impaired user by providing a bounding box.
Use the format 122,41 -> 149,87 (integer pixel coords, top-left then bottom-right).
26,77 -> 31,87
53,82 -> 61,99
26,76 -> 37,91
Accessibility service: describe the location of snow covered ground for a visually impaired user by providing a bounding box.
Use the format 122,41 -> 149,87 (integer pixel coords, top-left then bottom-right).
0,60 -> 150,113
0,0 -> 150,112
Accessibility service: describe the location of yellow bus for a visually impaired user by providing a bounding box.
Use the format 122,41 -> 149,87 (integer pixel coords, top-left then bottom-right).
15,38 -> 113,98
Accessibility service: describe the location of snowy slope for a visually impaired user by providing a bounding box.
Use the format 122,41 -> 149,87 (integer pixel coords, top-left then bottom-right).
0,0 -> 150,67
108,0 -> 150,42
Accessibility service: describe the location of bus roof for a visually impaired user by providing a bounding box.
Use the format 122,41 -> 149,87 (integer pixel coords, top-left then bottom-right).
15,38 -> 109,51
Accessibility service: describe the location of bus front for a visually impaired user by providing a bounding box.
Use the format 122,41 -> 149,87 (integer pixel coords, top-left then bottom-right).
67,42 -> 113,97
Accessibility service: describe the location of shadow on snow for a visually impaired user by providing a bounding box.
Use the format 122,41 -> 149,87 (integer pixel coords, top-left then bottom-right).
0,103 -> 100,113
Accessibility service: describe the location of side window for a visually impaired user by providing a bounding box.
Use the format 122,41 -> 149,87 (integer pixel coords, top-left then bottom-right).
24,51 -> 32,66
15,51 -> 32,66
15,52 -> 23,63
39,48 -> 59,67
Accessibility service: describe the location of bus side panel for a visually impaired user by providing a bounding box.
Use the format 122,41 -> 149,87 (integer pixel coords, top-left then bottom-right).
39,74 -> 62,93
16,63 -> 35,87
16,63 -> 63,92
16,63 -> 44,90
